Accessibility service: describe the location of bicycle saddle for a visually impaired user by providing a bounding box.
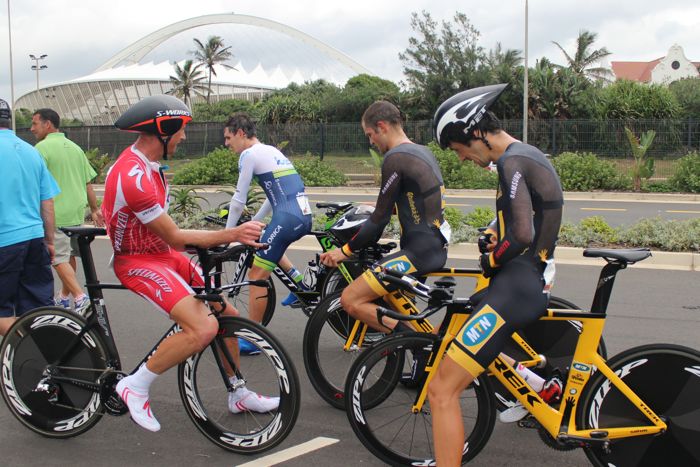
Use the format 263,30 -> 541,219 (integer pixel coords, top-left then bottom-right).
583,248 -> 651,264
60,226 -> 107,237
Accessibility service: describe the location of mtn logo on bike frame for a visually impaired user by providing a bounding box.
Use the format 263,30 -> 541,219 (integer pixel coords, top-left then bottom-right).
573,362 -> 591,373
459,305 -> 505,353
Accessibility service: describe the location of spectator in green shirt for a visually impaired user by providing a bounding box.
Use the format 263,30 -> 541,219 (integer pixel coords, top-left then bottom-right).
31,109 -> 104,315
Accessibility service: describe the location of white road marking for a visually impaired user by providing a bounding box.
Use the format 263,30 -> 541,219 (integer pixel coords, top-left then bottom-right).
580,207 -> 626,212
666,210 -> 700,214
236,437 -> 339,467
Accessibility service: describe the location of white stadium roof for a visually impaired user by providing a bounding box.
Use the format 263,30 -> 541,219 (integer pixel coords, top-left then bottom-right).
16,13 -> 371,125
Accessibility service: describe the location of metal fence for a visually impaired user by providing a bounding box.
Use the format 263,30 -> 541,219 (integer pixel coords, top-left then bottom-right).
16,117 -> 700,166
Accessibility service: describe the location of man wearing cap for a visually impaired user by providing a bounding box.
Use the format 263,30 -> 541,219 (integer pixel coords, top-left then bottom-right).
0,99 -> 60,335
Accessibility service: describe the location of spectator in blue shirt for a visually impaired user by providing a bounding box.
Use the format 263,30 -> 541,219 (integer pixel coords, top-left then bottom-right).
0,98 -> 60,335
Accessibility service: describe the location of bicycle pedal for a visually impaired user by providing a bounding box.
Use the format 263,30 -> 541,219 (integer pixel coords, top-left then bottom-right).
517,416 -> 539,429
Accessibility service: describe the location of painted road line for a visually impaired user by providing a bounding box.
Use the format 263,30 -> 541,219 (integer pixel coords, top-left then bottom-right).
666,210 -> 700,214
580,207 -> 627,212
236,437 -> 340,467
311,199 -> 470,208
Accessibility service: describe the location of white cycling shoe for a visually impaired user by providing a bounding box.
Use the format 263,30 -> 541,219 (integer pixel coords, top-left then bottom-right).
116,377 -> 161,432
228,387 -> 280,414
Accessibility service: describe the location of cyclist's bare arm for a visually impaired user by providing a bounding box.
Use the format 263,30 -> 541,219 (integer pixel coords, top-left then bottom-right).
146,213 -> 266,251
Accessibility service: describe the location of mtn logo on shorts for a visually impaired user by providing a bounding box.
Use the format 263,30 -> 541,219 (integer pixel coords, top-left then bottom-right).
383,255 -> 416,274
459,305 -> 505,353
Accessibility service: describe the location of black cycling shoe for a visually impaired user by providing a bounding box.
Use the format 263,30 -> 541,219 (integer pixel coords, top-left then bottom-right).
399,348 -> 430,389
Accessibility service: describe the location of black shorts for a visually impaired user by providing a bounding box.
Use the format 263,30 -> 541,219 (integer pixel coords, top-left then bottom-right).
0,237 -> 54,318
446,256 -> 548,376
363,233 -> 447,296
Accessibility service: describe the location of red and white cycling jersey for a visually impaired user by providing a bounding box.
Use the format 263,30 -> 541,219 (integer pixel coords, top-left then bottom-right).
102,145 -> 171,255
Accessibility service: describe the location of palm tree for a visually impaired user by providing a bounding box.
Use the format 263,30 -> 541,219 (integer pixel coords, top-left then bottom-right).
168,60 -> 208,108
191,36 -> 235,104
552,30 -> 613,82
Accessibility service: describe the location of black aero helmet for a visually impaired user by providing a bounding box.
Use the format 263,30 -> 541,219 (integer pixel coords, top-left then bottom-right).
115,95 -> 192,159
116,95 -> 191,136
329,205 -> 376,244
433,83 -> 508,149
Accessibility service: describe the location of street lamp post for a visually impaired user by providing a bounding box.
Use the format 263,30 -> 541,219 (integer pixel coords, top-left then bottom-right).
7,0 -> 16,130
523,0 -> 529,144
29,53 -> 48,91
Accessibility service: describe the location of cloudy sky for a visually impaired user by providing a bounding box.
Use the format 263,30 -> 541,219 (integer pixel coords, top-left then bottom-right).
1,0 -> 699,104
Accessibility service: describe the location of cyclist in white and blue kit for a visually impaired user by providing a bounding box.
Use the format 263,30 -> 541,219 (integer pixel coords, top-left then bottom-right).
224,113 -> 313,326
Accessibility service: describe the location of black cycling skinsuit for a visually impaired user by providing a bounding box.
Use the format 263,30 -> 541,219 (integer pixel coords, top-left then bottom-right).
340,143 -> 449,294
447,142 -> 563,376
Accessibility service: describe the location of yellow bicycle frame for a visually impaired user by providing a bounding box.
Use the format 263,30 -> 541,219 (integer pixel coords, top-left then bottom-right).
414,308 -> 668,442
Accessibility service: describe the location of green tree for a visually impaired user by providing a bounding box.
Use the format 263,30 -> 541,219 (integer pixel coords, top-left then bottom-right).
485,43 -> 524,119
399,10 -> 489,118
191,36 -> 235,104
526,58 -> 597,119
597,80 -> 681,119
192,99 -> 254,122
168,60 -> 208,108
668,77 -> 700,118
326,74 -> 400,122
552,30 -> 613,82
625,127 -> 656,192
254,80 -> 340,123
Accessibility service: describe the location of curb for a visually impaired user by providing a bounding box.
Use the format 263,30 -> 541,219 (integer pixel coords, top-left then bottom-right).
287,235 -> 699,272
91,184 -> 700,203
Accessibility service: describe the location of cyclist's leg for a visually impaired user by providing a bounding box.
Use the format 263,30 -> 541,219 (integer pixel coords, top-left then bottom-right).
248,264 -> 274,322
250,212 -> 311,321
431,257 -> 548,462
428,355 -> 479,466
341,275 -> 394,332
113,252 -> 219,430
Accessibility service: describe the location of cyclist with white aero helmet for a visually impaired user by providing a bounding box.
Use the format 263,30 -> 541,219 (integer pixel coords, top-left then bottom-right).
428,84 -> 564,466
101,95 -> 277,433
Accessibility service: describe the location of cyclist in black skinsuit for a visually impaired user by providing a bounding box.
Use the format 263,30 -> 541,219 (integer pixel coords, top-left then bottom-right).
320,100 -> 450,332
428,84 -> 564,466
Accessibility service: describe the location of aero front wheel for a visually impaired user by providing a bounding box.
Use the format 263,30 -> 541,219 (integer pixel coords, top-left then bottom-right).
303,291 -> 393,409
0,307 -> 107,438
345,333 -> 497,466
577,344 -> 700,467
178,316 -> 300,454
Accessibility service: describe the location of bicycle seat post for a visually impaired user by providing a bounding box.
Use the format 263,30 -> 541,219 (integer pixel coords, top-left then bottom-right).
63,227 -> 107,303
589,261 -> 626,315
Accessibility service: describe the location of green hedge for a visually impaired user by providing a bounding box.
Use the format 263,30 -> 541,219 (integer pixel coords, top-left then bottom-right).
668,151 -> 700,193
172,147 -> 239,185
292,155 -> 347,186
552,152 -> 630,191
429,142 -> 498,189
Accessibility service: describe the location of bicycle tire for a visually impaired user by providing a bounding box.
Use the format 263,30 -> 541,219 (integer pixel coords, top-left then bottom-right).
489,295 -> 607,412
320,262 -> 362,298
303,291 -> 396,409
576,343 -> 700,467
217,245 -> 277,326
0,307 -> 108,438
178,316 -> 300,454
345,333 -> 497,465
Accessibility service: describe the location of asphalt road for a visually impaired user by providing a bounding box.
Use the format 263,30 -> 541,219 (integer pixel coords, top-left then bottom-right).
1,242 -> 698,467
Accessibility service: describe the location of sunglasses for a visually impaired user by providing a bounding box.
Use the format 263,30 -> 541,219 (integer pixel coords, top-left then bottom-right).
154,115 -> 192,136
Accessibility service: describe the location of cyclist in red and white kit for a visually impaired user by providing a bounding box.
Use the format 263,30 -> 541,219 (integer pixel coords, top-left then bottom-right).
102,95 -> 278,432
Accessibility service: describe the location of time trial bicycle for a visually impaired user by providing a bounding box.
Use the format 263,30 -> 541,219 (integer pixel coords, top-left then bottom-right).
0,227 -> 300,455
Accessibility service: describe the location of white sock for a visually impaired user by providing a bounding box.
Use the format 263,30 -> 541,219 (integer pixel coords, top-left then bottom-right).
515,363 -> 545,392
126,364 -> 159,394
